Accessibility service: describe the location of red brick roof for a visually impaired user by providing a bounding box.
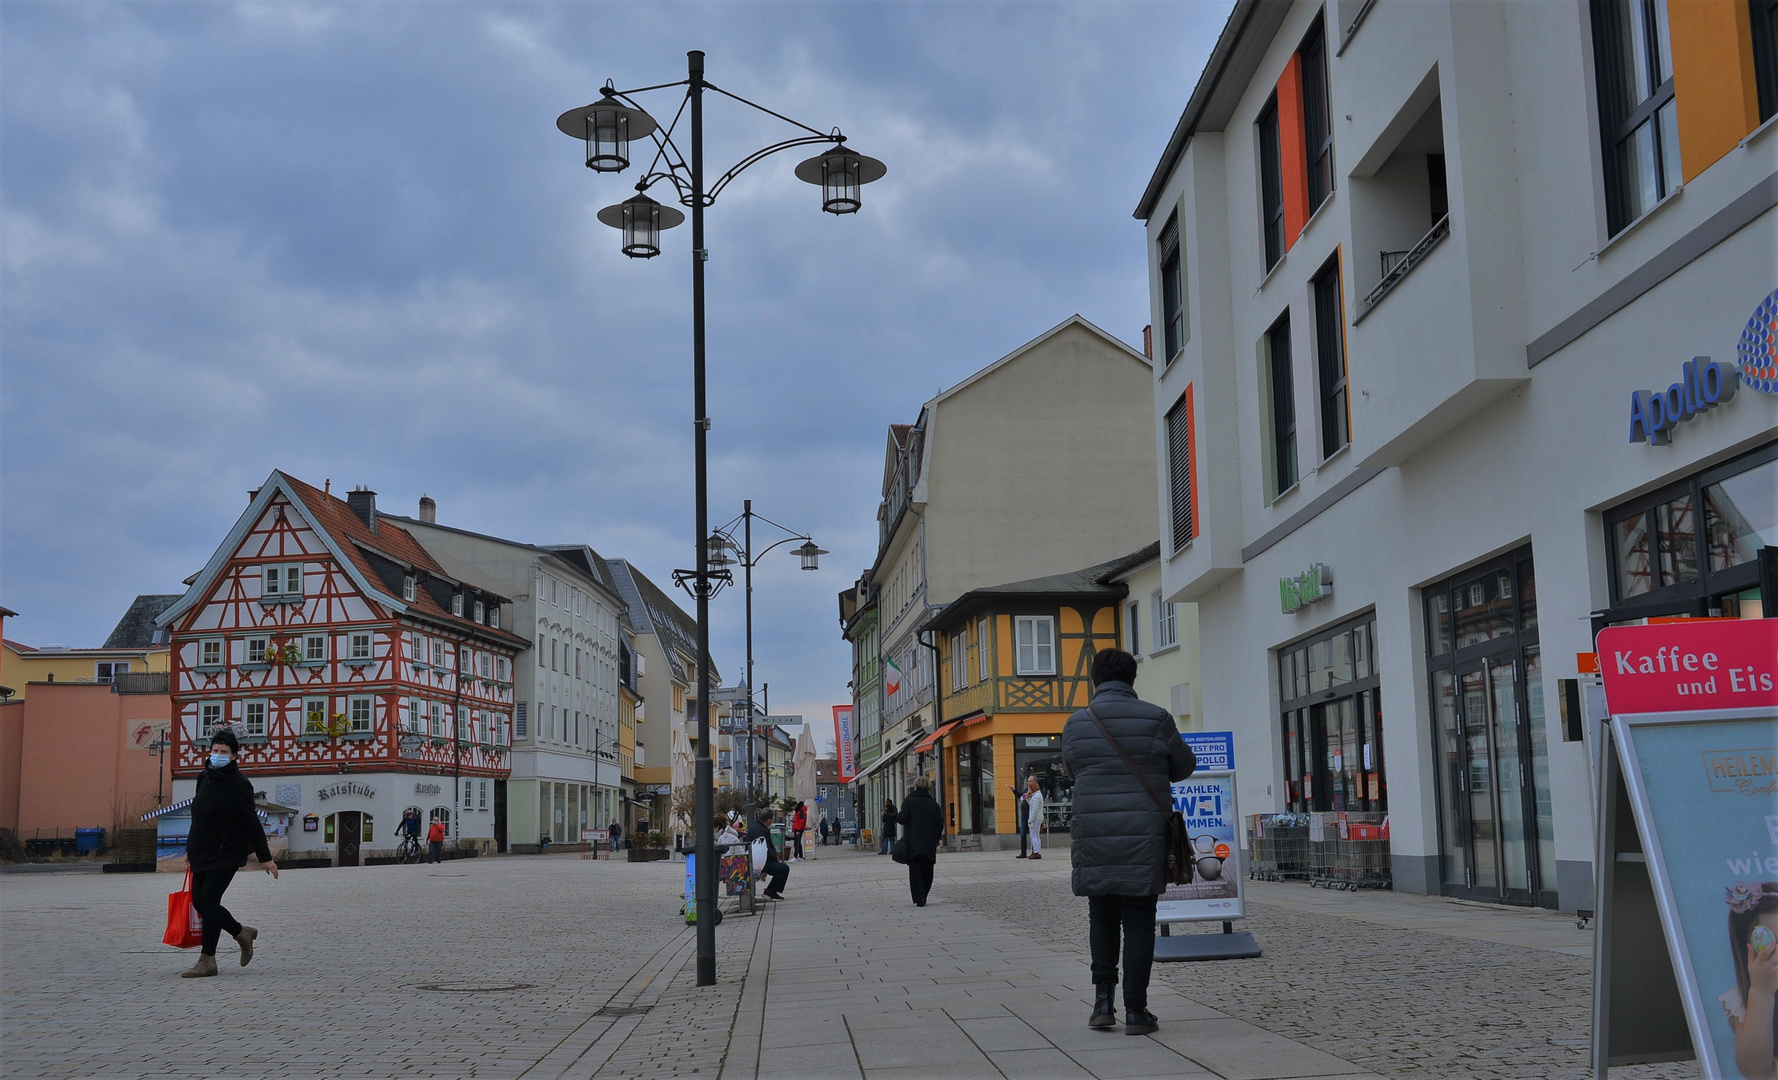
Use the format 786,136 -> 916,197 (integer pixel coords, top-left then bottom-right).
279,472 -> 530,649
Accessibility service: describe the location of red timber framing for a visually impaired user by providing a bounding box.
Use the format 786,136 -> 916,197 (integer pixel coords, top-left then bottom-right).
158,471 -> 530,783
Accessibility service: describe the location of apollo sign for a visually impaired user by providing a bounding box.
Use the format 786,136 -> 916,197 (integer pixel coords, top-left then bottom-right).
1628,357 -> 1738,445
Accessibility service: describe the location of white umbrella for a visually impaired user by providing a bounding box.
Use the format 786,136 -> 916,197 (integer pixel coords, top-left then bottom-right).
792,724 -> 818,804
671,725 -> 695,831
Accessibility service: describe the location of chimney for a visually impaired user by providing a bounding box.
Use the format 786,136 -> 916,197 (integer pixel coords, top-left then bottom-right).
1142,325 -> 1153,360
347,486 -> 378,532
419,494 -> 437,524
248,488 -> 260,504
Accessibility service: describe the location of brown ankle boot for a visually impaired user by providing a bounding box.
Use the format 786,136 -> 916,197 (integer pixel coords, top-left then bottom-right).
180,953 -> 219,978
233,926 -> 257,967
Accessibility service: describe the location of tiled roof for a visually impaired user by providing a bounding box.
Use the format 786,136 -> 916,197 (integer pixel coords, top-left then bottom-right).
1092,542 -> 1163,584
103,595 -> 182,649
279,473 -> 529,649
540,545 -> 623,606
923,553 -> 1132,631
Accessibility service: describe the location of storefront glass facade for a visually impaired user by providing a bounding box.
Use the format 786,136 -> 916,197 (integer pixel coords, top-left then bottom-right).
1012,734 -> 1073,832
1425,546 -> 1555,908
1277,612 -> 1384,814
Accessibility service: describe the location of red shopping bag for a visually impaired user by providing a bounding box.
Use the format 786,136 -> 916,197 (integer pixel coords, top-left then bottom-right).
163,869 -> 202,948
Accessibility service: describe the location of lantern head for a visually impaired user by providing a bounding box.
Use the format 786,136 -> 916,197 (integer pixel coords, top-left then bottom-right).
596,191 -> 685,259
794,144 -> 887,215
556,89 -> 659,173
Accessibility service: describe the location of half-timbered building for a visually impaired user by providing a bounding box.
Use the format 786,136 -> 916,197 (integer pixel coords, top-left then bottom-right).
156,471 -> 529,865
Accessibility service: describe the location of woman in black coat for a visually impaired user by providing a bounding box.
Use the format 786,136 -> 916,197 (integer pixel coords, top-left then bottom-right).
898,776 -> 944,906
182,729 -> 278,978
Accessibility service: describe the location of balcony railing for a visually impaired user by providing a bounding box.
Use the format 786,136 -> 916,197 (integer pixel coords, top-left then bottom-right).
1357,214 -> 1449,322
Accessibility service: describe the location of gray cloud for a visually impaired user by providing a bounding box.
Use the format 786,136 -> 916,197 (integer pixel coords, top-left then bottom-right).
2,0 -> 1231,723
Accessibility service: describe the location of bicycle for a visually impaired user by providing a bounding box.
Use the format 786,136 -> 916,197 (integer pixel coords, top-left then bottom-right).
396,833 -> 423,865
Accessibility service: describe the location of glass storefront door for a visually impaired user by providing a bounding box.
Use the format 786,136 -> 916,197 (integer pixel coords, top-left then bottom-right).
1426,548 -> 1554,907
1278,613 -> 1385,813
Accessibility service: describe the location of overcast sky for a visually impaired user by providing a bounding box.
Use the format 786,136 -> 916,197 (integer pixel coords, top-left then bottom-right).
2,1 -> 1232,744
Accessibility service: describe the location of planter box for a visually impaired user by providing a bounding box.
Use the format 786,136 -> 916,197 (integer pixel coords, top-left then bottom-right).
627,849 -> 669,862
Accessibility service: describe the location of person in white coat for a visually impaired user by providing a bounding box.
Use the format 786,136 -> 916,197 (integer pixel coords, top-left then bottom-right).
1025,775 -> 1045,860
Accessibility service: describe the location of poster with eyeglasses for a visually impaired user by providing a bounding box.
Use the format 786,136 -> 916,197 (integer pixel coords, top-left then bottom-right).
1157,732 -> 1244,923
1599,621 -> 1778,1078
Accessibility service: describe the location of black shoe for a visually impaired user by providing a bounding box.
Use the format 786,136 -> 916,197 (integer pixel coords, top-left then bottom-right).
1089,986 -> 1117,1029
1124,1008 -> 1158,1036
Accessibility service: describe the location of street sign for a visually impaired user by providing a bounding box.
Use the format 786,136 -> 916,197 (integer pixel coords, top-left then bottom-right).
709,685 -> 751,703
399,733 -> 424,754
760,714 -> 803,726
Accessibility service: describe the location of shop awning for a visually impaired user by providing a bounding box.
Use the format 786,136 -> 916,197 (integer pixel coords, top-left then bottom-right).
912,721 -> 961,754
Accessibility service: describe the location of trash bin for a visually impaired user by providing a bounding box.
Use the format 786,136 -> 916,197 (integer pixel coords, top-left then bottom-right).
75,828 -> 106,854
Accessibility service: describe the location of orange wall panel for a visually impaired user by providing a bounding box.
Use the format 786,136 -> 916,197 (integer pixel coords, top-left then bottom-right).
15,684 -> 169,837
0,703 -> 22,833
1276,54 -> 1312,250
1667,0 -> 1762,182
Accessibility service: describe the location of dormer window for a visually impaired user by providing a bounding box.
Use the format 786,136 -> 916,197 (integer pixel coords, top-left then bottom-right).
490,606 -> 501,630
473,599 -> 485,624
452,593 -> 464,617
402,574 -> 416,602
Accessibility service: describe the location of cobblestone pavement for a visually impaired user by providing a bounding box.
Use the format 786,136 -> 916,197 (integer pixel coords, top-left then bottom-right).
0,848 -> 1702,1079
932,855 -> 1698,1080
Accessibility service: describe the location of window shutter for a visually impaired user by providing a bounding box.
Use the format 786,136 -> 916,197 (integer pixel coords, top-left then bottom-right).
1167,386 -> 1197,549
515,701 -> 528,740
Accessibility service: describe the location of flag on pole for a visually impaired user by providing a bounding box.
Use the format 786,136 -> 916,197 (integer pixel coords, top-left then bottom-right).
884,655 -> 903,697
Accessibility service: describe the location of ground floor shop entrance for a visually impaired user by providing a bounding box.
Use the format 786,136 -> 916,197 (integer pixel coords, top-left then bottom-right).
1427,548 -> 1556,908
954,737 -> 995,834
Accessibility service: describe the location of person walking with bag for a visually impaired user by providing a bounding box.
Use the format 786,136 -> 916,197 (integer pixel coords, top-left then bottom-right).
879,798 -> 899,855
1062,649 -> 1194,1035
791,801 -> 808,862
1025,775 -> 1046,860
897,775 -> 944,906
181,729 -> 278,978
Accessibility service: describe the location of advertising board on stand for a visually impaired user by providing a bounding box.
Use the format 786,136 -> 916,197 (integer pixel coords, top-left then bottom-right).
1155,732 -> 1261,962
1594,619 -> 1778,1079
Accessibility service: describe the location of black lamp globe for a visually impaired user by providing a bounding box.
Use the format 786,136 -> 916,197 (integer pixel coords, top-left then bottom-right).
556,90 -> 659,173
794,144 -> 887,215
795,541 -> 828,571
596,191 -> 685,259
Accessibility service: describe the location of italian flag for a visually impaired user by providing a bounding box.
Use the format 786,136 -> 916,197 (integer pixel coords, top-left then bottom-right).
884,655 -> 903,696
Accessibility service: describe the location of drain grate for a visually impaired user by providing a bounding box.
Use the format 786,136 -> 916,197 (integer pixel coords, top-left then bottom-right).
415,982 -> 535,993
593,1005 -> 652,1017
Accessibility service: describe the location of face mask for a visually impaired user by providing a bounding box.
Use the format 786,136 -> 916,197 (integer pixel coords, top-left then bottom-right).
209,753 -> 232,769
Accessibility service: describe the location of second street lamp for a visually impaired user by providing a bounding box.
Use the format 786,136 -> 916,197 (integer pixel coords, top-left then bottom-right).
559,51 -> 882,988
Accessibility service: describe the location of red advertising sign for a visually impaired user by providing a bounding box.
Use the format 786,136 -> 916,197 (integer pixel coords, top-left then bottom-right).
833,705 -> 855,783
1597,619 -> 1778,715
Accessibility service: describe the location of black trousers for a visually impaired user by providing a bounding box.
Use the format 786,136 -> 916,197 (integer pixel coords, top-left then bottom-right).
1088,894 -> 1159,1009
908,857 -> 935,905
792,831 -> 805,859
428,840 -> 443,863
191,868 -> 242,956
760,857 -> 789,895
1018,824 -> 1028,857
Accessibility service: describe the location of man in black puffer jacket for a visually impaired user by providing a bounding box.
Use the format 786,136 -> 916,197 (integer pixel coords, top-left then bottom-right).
182,729 -> 278,978
1062,649 -> 1194,1035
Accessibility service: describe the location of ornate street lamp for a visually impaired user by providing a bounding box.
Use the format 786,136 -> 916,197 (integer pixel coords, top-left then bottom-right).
556,88 -> 660,173
596,191 -> 685,259
796,540 -> 828,571
795,144 -> 887,215
560,51 -> 879,989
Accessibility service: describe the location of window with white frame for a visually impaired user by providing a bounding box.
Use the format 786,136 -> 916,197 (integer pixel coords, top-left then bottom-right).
349,633 -> 371,661
349,695 -> 372,733
473,600 -> 485,624
431,701 -> 444,737
490,606 -> 501,630
494,713 -> 508,745
199,638 -> 223,668
402,574 -> 416,602
1153,591 -> 1178,649
245,635 -> 270,665
477,652 -> 491,679
977,618 -> 990,680
456,706 -> 468,741
462,782 -> 473,810
480,780 -> 489,811
431,639 -> 445,667
200,701 -> 224,734
263,563 -> 303,600
496,656 -> 509,681
451,593 -> 464,617
950,631 -> 968,691
1014,616 -> 1056,676
1126,600 -> 1142,656
243,700 -> 268,738
304,634 -> 327,663
94,660 -> 130,682
304,697 -> 328,734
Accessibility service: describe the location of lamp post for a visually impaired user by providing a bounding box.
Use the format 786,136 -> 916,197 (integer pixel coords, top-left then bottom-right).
559,52 -> 880,987
710,502 -> 825,844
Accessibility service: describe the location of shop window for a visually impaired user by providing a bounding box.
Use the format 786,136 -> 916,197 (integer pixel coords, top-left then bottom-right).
1705,456 -> 1778,570
1590,0 -> 1681,235
1277,612 -> 1382,814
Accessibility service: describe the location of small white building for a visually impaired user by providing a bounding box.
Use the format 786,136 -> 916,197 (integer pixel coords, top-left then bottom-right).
1137,0 -> 1776,910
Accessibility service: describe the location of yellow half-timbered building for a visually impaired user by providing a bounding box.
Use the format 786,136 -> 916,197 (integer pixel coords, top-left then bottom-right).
920,553 -> 1138,849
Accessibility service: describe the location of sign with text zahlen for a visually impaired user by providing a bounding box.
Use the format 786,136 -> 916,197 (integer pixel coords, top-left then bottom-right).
1598,620 -> 1778,716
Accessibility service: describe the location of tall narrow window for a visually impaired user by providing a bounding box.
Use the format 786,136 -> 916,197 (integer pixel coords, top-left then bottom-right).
1591,0 -> 1680,234
1267,315 -> 1299,496
1313,258 -> 1349,458
1158,213 -> 1186,360
1165,387 -> 1196,550
1154,591 -> 1179,649
1258,99 -> 1285,268
1756,0 -> 1778,121
1125,600 -> 1141,656
977,618 -> 990,681
1301,19 -> 1334,209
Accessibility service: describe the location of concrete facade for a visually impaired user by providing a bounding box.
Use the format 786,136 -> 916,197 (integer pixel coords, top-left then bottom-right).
1139,0 -> 1778,910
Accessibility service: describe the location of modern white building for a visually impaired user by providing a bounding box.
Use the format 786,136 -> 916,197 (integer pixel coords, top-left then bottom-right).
394,502 -> 625,851
1138,0 -> 1776,910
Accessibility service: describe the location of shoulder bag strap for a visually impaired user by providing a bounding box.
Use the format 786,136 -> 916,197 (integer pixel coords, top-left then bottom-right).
1084,706 -> 1172,815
